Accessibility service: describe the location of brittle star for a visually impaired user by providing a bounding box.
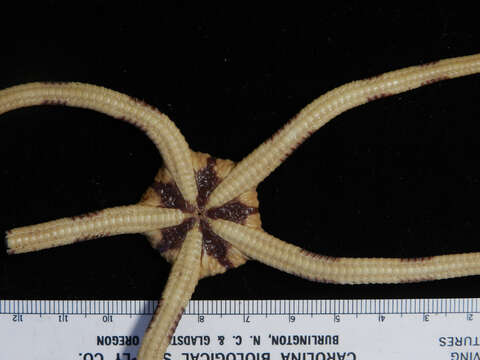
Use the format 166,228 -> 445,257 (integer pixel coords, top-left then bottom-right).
1,53 -> 480,359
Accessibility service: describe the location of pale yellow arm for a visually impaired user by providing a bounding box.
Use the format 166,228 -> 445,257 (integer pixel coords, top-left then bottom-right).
207,53 -> 480,208
0,82 -> 198,204
6,205 -> 184,254
211,219 -> 480,284
137,224 -> 202,360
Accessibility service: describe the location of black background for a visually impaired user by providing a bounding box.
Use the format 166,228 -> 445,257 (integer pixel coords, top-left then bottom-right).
0,3 -> 479,305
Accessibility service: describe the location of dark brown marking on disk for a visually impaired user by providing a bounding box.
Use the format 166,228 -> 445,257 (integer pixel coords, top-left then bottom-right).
157,217 -> 196,253
72,211 -> 101,221
195,157 -> 220,210
200,220 -> 233,269
421,76 -> 450,86
41,99 -> 68,106
400,256 -> 434,262
367,93 -> 392,102
153,181 -> 195,213
206,200 -> 258,224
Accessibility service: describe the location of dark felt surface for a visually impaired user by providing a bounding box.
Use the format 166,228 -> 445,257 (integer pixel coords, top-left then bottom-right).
0,3 -> 479,302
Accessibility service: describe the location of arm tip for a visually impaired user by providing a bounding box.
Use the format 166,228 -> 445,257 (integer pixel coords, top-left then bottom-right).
3,230 -> 14,255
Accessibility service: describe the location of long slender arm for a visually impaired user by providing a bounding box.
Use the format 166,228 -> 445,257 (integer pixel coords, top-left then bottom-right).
211,219 -> 480,284
6,205 -> 185,254
207,53 -> 480,208
0,82 -> 198,204
137,224 -> 202,360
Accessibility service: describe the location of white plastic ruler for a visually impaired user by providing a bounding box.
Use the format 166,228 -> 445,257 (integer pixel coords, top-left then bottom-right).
1,298 -> 479,359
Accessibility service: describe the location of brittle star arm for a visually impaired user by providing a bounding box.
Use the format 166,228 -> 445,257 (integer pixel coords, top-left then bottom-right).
6,205 -> 185,254
211,219 -> 480,284
138,224 -> 202,359
207,53 -> 480,208
0,82 -> 198,204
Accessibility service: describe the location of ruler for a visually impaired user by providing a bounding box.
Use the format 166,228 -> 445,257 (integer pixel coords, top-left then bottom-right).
1,298 -> 479,359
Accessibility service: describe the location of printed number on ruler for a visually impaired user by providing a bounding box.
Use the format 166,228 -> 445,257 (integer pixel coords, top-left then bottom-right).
0,299 -> 479,360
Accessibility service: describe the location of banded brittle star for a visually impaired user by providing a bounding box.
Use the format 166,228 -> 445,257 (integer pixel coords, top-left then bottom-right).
1,53 -> 480,359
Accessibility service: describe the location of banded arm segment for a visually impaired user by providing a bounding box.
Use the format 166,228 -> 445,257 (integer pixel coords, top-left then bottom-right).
207,53 -> 480,208
211,219 -> 480,284
6,205 -> 185,254
137,224 -> 202,360
0,82 -> 198,204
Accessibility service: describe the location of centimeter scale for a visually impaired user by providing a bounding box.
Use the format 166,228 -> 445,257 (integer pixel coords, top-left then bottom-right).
0,298 -> 479,359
